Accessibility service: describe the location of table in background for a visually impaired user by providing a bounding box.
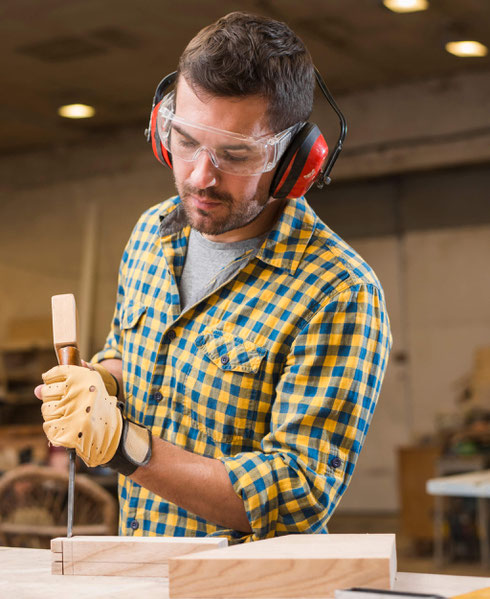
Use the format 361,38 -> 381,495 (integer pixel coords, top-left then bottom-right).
427,469 -> 490,569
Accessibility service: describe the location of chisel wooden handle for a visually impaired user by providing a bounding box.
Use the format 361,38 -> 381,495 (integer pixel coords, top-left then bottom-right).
51,294 -> 82,366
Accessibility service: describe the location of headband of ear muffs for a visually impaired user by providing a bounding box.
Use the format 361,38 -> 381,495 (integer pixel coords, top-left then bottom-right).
146,69 -> 345,199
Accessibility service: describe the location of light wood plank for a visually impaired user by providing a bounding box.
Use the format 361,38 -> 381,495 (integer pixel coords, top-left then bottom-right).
169,534 -> 396,599
51,535 -> 227,577
63,560 -> 171,577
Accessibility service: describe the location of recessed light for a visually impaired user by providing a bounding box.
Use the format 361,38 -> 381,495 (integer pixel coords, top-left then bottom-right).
383,0 -> 429,13
58,103 -> 95,119
445,40 -> 488,57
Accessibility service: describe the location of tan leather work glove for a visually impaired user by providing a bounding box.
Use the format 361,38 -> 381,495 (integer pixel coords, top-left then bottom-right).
90,362 -> 119,398
40,365 -> 151,474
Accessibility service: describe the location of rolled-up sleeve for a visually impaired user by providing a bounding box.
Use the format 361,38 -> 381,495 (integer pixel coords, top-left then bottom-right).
219,283 -> 392,541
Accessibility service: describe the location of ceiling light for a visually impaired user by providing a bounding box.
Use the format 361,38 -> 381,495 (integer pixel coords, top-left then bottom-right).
445,40 -> 488,57
58,103 -> 95,119
383,0 -> 429,13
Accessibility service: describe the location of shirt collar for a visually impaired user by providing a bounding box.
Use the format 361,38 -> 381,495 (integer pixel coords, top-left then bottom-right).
158,195 -> 317,275
158,197 -> 188,238
256,195 -> 317,275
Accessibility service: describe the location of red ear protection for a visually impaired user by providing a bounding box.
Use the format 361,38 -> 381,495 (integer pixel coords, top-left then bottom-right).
146,71 -> 177,168
146,69 -> 346,199
149,98 -> 173,168
270,123 -> 328,200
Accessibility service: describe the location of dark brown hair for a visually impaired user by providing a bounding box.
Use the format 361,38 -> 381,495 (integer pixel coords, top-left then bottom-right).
178,12 -> 315,132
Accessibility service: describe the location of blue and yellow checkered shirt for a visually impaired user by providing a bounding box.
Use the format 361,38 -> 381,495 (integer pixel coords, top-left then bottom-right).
92,194 -> 391,543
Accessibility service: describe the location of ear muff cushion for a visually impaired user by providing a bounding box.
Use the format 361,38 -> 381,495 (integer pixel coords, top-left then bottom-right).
147,71 -> 177,169
271,123 -> 328,200
150,100 -> 173,168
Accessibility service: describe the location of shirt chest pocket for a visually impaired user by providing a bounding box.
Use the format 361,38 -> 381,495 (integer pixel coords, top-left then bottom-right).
178,328 -> 268,444
120,301 -> 147,355
119,301 -> 148,417
121,301 -> 147,330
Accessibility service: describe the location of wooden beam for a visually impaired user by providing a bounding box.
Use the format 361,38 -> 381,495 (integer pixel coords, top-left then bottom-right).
51,536 -> 228,577
168,534 -> 397,598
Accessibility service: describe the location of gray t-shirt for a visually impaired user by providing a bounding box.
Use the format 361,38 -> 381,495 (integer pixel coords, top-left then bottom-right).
179,228 -> 265,313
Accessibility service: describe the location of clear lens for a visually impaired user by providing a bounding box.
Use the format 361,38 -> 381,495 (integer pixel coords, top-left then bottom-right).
169,121 -> 269,175
157,93 -> 299,176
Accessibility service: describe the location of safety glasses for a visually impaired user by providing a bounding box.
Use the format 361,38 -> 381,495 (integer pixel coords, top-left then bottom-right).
157,91 -> 302,176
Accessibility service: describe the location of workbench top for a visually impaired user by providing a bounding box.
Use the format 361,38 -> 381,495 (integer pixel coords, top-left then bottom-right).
1,546 -> 489,598
427,469 -> 490,497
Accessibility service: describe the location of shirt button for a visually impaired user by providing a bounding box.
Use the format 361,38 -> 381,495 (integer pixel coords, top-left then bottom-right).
220,355 -> 229,365
153,392 -> 163,402
165,330 -> 176,342
331,457 -> 342,469
130,519 -> 139,530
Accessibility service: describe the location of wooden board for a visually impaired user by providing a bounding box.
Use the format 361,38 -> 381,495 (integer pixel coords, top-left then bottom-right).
51,535 -> 228,577
169,533 -> 396,599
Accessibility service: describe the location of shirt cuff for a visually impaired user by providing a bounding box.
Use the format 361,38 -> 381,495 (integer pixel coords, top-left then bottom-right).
220,452 -> 279,540
220,449 -> 344,540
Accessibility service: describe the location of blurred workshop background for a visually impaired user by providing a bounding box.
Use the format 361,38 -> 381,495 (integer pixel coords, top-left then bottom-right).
0,0 -> 489,575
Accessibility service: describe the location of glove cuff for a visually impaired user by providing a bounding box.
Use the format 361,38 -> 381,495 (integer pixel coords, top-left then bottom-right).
105,405 -> 152,476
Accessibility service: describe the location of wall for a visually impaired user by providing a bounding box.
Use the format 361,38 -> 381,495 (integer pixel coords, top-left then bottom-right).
0,130 -> 175,353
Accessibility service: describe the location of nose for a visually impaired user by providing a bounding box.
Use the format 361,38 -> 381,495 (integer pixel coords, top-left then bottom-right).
189,148 -> 218,189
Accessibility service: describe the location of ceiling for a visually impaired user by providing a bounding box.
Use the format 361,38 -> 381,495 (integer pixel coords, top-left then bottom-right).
1,0 -> 489,155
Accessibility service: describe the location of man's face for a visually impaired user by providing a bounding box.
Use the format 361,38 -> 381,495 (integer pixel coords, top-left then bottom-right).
171,77 -> 280,242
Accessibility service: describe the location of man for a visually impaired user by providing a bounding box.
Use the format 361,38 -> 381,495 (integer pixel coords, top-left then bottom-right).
37,12 -> 391,543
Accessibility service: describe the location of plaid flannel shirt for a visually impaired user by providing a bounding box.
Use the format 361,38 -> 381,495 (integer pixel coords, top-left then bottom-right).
92,194 -> 391,543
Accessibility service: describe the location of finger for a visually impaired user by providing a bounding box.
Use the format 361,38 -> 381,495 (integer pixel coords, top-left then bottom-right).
40,381 -> 66,402
41,400 -> 65,421
34,384 -> 44,400
81,359 -> 95,371
43,420 -> 76,450
42,365 -> 68,385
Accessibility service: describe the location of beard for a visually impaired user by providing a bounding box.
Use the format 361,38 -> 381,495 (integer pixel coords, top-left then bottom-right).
176,180 -> 271,237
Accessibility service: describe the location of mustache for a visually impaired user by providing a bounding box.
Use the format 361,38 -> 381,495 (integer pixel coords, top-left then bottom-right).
183,184 -> 232,204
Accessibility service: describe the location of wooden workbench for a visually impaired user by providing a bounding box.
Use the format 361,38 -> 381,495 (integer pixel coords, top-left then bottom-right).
1,546 -> 489,598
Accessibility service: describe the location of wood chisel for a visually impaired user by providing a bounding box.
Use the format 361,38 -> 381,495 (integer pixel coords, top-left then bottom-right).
51,293 -> 82,538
